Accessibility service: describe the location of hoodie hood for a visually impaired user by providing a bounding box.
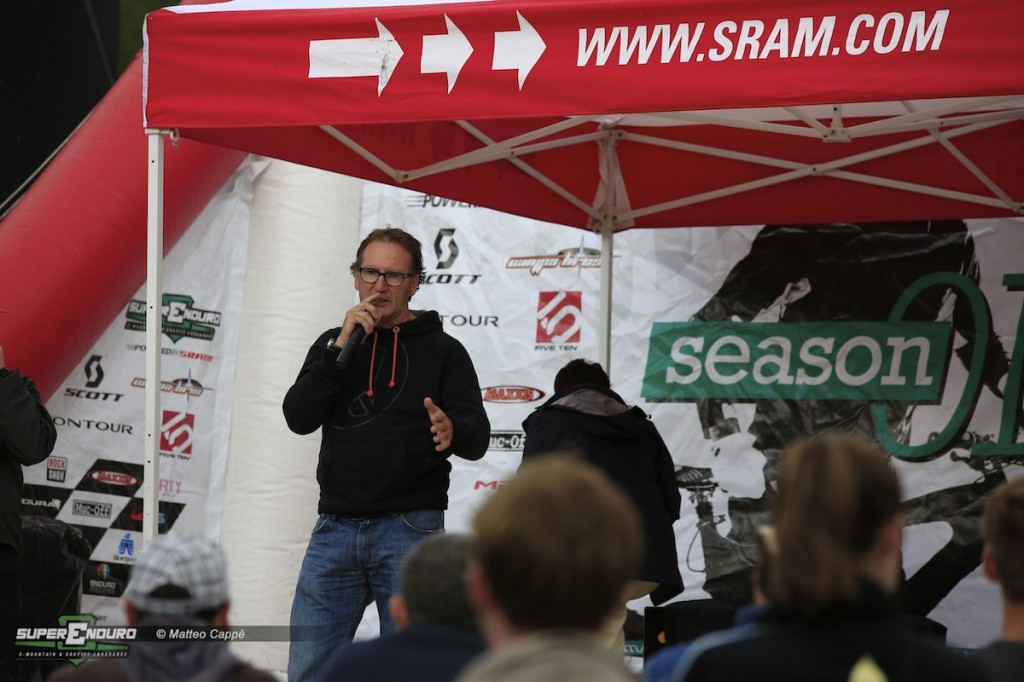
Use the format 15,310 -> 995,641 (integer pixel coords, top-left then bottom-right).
524,385 -> 647,440
121,616 -> 242,682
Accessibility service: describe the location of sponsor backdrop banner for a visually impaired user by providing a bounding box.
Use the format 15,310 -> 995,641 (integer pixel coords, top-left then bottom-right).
363,183 -> 1023,647
21,162 -> 257,623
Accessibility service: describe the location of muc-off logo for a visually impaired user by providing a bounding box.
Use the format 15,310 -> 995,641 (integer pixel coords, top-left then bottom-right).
642,272 -> 1024,461
536,291 -> 582,349
72,500 -> 112,519
489,430 -> 526,451
124,293 -> 222,343
423,228 -> 481,285
160,411 -> 195,458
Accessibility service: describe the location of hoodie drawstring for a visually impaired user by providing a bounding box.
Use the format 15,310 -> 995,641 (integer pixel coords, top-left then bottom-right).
388,327 -> 399,388
365,328 -> 400,397
366,330 -> 379,398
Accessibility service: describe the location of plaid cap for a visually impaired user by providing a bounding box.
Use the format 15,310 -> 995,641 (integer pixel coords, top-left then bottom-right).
126,535 -> 229,615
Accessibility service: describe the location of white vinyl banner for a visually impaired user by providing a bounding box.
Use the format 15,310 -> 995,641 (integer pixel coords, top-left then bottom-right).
22,160 -> 259,623
363,182 -> 1023,648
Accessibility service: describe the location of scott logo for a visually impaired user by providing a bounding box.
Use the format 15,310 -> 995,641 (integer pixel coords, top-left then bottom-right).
434,228 -> 459,269
160,411 -> 195,455
537,291 -> 582,344
84,355 -> 104,388
481,386 -> 546,403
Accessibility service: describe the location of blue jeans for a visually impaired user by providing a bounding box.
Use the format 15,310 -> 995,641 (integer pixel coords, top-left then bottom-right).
287,510 -> 444,682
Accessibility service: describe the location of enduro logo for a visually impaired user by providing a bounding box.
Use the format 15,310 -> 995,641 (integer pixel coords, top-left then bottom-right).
15,614 -> 133,665
124,293 -> 222,343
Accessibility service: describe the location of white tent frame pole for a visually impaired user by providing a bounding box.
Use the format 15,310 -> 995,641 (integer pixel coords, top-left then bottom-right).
598,217 -> 613,375
455,121 -> 600,219
143,128 -> 168,546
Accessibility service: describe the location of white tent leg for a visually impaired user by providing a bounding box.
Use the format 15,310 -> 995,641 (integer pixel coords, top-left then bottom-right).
144,129 -> 167,546
598,217 -> 613,376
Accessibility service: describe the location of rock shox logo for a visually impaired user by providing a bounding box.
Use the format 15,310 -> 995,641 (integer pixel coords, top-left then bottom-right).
47,456 -> 67,483
124,293 -> 222,343
15,614 -> 134,664
507,246 -> 601,276
481,386 -> 545,403
643,272 -> 1024,461
422,228 -> 482,285
160,411 -> 195,458
536,291 -> 582,348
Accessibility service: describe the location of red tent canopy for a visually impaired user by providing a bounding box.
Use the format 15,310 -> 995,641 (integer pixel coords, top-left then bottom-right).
143,0 -> 1024,229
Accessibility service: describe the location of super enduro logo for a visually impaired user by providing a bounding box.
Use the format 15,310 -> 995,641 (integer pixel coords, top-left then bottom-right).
643,272 -> 1024,460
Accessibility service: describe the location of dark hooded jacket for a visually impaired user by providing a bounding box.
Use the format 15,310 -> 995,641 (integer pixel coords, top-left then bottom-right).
0,368 -> 56,557
522,385 -> 683,595
283,311 -> 489,515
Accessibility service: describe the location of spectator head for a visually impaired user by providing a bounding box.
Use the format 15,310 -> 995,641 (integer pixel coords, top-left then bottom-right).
124,535 -> 230,625
981,477 -> 1024,605
770,434 -> 901,616
350,227 -> 425,280
553,359 -> 611,393
751,525 -> 777,605
390,533 -> 477,632
467,454 -> 642,642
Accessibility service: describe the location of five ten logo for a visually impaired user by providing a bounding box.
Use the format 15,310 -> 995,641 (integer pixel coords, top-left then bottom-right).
15,614 -> 134,665
124,293 -> 222,343
160,411 -> 195,457
423,228 -> 481,285
536,291 -> 582,349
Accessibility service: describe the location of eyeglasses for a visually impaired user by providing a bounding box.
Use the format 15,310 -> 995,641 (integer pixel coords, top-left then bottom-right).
357,268 -> 414,286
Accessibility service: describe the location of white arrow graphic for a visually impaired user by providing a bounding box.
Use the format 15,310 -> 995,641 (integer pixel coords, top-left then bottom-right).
421,15 -> 474,94
308,19 -> 404,96
492,11 -> 545,90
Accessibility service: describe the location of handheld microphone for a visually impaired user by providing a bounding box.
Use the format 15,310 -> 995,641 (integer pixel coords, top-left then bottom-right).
334,326 -> 367,370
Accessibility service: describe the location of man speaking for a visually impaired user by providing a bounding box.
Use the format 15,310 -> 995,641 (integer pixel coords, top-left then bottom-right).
282,227 -> 490,682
